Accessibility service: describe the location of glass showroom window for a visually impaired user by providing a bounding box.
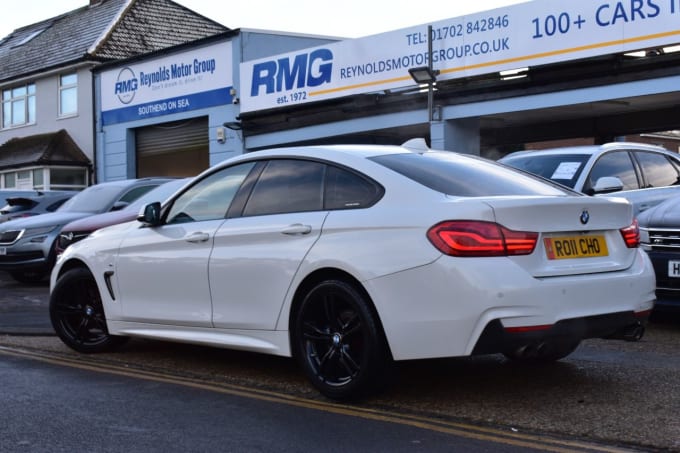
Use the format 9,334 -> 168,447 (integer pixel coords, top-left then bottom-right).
2,83 -> 36,128
59,73 -> 77,117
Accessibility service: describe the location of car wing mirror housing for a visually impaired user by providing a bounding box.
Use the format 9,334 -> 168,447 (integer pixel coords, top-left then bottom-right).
111,201 -> 129,211
138,202 -> 162,226
592,176 -> 624,194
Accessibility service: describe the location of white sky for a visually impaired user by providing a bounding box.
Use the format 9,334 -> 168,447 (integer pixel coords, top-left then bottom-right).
0,0 -> 526,40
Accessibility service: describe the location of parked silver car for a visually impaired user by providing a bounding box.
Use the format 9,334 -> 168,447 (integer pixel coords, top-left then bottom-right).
499,142 -> 680,215
0,178 -> 171,284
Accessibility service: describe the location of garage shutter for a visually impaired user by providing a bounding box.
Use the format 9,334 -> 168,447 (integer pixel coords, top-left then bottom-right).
136,117 -> 209,177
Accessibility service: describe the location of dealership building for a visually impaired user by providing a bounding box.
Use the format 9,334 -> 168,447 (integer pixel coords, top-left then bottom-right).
95,0 -> 680,181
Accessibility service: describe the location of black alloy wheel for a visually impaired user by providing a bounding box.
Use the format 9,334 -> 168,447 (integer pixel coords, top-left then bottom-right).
50,267 -> 128,353
293,279 -> 390,401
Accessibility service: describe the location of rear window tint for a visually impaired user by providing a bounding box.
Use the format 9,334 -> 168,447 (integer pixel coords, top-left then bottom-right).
501,153 -> 590,189
371,152 -> 571,197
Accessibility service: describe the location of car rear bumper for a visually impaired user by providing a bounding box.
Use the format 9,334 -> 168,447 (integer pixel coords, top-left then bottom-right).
367,249 -> 656,361
471,310 -> 649,355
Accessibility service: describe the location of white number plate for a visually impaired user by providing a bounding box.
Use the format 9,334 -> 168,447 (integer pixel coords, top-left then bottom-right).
668,260 -> 680,278
0,247 -> 5,255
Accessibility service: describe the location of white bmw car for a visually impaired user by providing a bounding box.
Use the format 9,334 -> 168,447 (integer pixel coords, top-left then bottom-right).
50,141 -> 655,400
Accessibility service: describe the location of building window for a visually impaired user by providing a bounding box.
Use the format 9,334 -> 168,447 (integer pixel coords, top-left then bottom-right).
0,167 -> 87,190
3,173 -> 16,188
33,169 -> 45,189
59,73 -> 77,117
49,167 -> 87,190
2,83 -> 36,128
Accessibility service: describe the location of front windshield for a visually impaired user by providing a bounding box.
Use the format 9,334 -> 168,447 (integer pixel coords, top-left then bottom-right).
501,154 -> 590,189
124,179 -> 189,212
58,185 -> 124,213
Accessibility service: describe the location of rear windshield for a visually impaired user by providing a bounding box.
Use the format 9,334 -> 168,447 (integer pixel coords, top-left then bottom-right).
501,153 -> 590,189
370,152 -> 572,197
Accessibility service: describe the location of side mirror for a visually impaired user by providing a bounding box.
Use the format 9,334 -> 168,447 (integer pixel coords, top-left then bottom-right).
110,201 -> 129,211
591,176 -> 624,194
138,202 -> 161,226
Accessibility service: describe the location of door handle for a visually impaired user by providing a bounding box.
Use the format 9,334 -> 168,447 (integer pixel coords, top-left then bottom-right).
186,232 -> 210,243
282,224 -> 312,235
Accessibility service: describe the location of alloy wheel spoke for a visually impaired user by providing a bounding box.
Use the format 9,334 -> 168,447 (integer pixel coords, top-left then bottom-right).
74,317 -> 92,343
303,321 -> 331,341
339,348 -> 361,377
322,295 -> 343,330
318,345 -> 338,378
54,303 -> 83,316
340,312 -> 361,336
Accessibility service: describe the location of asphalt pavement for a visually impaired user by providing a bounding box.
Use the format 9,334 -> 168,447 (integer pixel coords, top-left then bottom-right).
0,271 -> 53,336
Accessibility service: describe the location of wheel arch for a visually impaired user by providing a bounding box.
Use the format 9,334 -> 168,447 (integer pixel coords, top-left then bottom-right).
287,267 -> 392,360
54,258 -> 92,281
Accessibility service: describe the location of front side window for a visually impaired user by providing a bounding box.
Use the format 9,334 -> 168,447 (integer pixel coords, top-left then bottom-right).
2,83 -> 36,128
585,151 -> 639,194
166,162 -> 255,224
59,73 -> 77,117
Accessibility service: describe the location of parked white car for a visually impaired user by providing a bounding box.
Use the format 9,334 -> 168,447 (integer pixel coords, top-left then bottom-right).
50,141 -> 655,400
499,142 -> 680,215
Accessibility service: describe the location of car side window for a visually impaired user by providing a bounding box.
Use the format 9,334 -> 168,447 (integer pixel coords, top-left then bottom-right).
634,151 -> 680,188
166,162 -> 255,224
118,185 -> 157,204
585,151 -> 639,193
243,159 -> 324,216
324,165 -> 383,210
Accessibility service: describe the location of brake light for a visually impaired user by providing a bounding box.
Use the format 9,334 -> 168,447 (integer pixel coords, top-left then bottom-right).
620,219 -> 640,248
427,220 -> 538,257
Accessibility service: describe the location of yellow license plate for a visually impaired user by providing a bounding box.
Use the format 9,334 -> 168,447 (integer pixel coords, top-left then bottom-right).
544,235 -> 609,260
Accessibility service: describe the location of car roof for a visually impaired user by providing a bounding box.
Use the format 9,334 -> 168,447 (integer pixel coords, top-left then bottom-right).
501,142 -> 671,159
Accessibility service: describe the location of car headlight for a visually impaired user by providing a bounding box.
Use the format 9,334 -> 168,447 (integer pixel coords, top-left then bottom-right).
22,226 -> 58,243
58,231 -> 91,250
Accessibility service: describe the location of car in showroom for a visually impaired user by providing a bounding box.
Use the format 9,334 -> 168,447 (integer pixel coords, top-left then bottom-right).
638,194 -> 680,313
55,178 -> 190,255
0,178 -> 171,283
50,141 -> 655,400
499,142 -> 680,215
0,191 -> 75,223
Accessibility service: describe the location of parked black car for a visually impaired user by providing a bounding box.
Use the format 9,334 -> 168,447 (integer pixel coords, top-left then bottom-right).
638,195 -> 680,312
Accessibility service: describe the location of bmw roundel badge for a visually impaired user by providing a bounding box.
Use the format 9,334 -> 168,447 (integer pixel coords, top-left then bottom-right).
580,210 -> 590,225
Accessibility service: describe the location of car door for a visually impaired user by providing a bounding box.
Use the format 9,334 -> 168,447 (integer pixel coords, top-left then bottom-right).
209,159 -> 328,330
114,162 -> 255,326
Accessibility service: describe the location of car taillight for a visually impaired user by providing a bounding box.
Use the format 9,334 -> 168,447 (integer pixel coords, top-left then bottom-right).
427,220 -> 538,257
620,219 -> 640,248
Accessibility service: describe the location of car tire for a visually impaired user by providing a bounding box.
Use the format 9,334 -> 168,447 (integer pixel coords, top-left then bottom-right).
50,267 -> 128,353
503,339 -> 581,363
292,279 -> 391,401
9,269 -> 48,284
